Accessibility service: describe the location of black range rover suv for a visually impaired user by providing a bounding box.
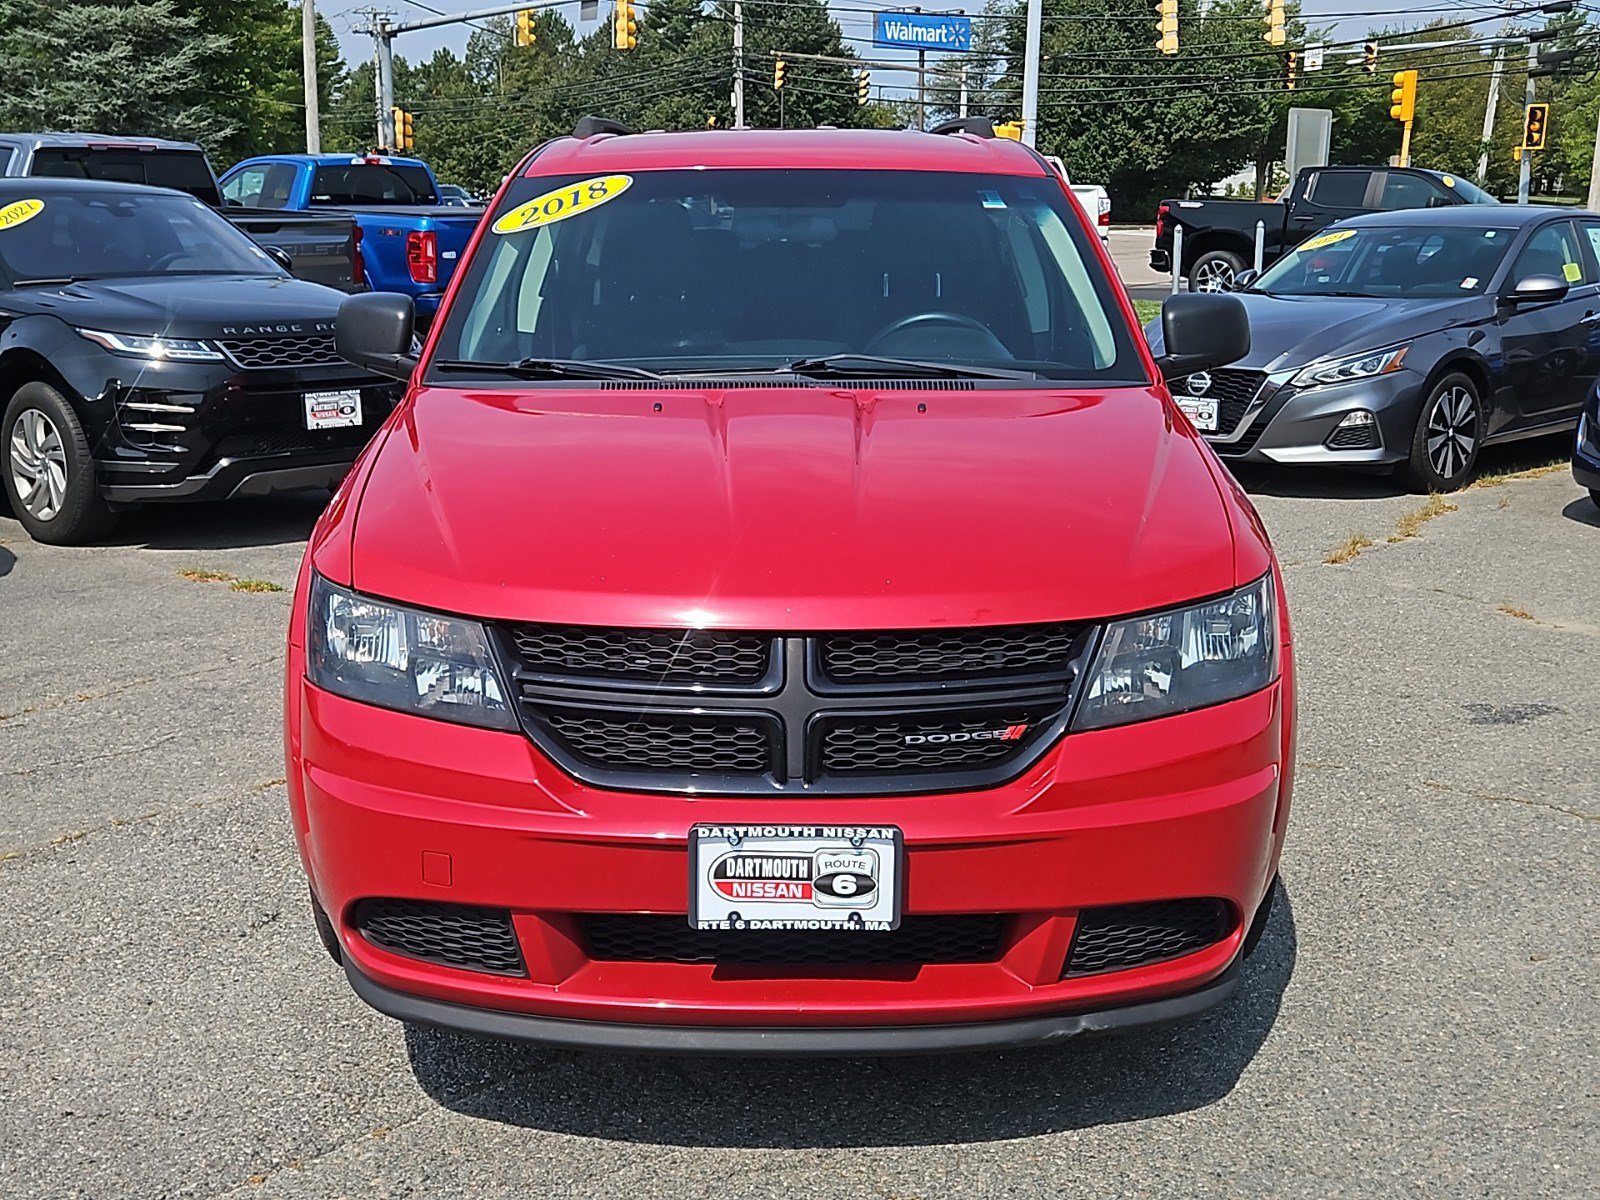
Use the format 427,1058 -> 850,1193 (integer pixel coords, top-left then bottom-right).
0,178 -> 400,543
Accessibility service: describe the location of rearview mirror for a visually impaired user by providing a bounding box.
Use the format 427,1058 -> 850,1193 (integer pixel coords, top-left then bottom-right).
1231,268 -> 1259,292
1506,273 -> 1569,305
262,244 -> 293,272
1155,293 -> 1250,381
336,292 -> 418,381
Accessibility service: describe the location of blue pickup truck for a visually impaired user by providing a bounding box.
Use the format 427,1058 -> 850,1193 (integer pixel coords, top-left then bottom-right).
218,153 -> 482,322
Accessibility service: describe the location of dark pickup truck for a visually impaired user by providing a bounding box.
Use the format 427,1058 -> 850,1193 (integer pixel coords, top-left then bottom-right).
1151,164 -> 1499,291
0,133 -> 362,292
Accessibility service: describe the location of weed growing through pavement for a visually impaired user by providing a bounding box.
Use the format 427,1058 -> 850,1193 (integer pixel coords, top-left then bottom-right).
1324,533 -> 1374,565
1389,493 -> 1458,542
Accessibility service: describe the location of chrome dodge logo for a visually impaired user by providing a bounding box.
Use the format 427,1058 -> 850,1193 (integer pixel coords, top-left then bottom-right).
1186,371 -> 1213,396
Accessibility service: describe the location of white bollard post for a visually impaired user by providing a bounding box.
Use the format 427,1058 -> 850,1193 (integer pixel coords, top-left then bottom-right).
1254,221 -> 1265,273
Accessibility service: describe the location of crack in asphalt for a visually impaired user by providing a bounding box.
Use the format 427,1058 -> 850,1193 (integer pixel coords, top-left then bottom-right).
1303,761 -> 1595,824
0,654 -> 280,724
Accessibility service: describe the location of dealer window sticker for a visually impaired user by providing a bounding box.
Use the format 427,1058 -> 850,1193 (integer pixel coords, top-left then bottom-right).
1563,260 -> 1582,283
491,174 -> 633,235
0,198 -> 44,231
1297,228 -> 1357,253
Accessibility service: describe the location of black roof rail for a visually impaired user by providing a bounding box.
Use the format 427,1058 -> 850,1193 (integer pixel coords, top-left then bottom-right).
927,117 -> 995,138
572,115 -> 636,139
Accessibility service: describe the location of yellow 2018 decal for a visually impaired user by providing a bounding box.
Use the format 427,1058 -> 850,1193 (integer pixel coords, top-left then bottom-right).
491,175 -> 633,235
1563,260 -> 1582,283
0,198 -> 44,230
1297,228 -> 1357,253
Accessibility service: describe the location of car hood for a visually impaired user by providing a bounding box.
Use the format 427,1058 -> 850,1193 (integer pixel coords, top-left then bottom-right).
1146,292 -> 1488,372
344,384 -> 1242,629
5,274 -> 344,339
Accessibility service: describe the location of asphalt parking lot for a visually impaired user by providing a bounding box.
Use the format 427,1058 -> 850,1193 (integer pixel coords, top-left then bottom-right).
2,445 -> 1597,1199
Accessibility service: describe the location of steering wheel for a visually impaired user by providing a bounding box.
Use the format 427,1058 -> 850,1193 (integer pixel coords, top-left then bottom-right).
863,311 -> 996,353
146,251 -> 191,273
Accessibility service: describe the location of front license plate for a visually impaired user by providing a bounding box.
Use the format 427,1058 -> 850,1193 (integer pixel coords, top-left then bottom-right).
1176,396 -> 1219,432
688,824 -> 902,931
304,389 -> 362,431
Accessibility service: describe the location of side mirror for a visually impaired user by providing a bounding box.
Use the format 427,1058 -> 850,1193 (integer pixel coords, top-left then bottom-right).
1506,273 -> 1569,306
1155,293 -> 1250,381
262,244 -> 293,272
1231,268 -> 1260,292
336,292 -> 418,381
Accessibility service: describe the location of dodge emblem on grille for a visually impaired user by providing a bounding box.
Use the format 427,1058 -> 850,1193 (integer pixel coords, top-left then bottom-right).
904,723 -> 1029,746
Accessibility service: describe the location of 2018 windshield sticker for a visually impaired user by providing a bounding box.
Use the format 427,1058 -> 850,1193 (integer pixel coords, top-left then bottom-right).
1298,228 -> 1357,253
0,199 -> 43,231
1563,260 -> 1582,283
491,175 -> 633,235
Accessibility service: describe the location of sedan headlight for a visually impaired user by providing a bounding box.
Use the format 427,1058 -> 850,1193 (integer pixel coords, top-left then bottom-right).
307,575 -> 515,730
1291,345 -> 1408,390
78,329 -> 224,362
1073,575 -> 1278,732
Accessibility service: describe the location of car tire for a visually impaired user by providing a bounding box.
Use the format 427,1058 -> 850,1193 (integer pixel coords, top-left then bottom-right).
1189,249 -> 1246,293
310,890 -> 343,964
1591,488 -> 1600,511
1399,371 -> 1483,493
1242,874 -> 1280,959
2,382 -> 117,545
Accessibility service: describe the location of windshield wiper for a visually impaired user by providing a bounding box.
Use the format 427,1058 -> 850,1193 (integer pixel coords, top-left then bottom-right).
784,354 -> 1035,380
11,275 -> 95,287
433,357 -> 661,381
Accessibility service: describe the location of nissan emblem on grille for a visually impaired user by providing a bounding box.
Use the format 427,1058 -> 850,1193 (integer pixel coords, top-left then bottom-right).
497,625 -> 1090,797
1186,371 -> 1213,396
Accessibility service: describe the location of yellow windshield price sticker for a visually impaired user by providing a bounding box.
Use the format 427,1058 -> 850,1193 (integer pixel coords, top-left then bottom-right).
1297,228 -> 1357,253
1563,260 -> 1582,282
491,175 -> 633,235
0,198 -> 44,231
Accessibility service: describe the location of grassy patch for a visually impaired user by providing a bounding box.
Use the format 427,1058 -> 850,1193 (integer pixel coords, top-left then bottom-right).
1324,533 -> 1374,565
1388,493 -> 1457,542
229,578 -> 285,594
1470,458 -> 1568,489
1498,603 -> 1535,621
1132,299 -> 1163,326
178,568 -> 234,583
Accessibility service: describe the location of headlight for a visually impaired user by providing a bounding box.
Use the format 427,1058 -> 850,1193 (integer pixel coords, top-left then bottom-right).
307,575 -> 516,730
1291,345 -> 1408,390
1072,575 -> 1278,732
78,329 -> 224,362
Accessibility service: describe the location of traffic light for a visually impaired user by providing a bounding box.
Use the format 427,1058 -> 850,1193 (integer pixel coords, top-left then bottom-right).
391,107 -> 414,152
1362,42 -> 1378,73
1263,0 -> 1285,48
1285,51 -> 1296,91
514,9 -> 536,47
1524,103 -> 1549,150
612,0 -> 637,50
774,59 -> 785,90
856,68 -> 870,105
1154,0 -> 1178,56
1389,69 -> 1417,123
995,120 -> 1025,141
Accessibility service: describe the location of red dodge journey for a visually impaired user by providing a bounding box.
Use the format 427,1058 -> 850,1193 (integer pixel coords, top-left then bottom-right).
285,117 -> 1294,1054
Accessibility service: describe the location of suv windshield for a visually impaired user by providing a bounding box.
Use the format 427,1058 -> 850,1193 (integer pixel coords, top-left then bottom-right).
1252,223 -> 1515,298
431,168 -> 1142,382
0,190 -> 280,284
30,148 -> 222,205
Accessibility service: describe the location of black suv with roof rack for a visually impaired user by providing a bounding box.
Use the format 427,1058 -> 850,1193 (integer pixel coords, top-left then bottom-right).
0,177 -> 399,544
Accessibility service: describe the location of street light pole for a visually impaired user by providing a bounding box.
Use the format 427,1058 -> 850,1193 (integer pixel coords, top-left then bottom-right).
1519,40 -> 1535,202
733,0 -> 745,128
377,23 -> 396,150
1020,0 -> 1041,148
1478,41 -> 1504,185
302,0 -> 321,154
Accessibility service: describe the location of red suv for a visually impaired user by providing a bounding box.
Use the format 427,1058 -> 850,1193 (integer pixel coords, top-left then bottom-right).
286,119 -> 1293,1054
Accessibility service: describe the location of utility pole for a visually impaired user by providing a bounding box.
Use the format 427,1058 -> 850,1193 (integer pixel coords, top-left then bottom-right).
913,6 -> 925,131
302,0 -> 321,153
1020,0 -> 1041,148
958,64 -> 968,118
377,21 -> 396,150
1587,111 -> 1600,210
1519,40 -> 1535,203
733,0 -> 745,128
1478,41 -> 1504,185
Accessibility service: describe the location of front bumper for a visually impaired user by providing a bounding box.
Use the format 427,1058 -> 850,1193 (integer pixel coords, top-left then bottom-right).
1208,369 -> 1422,467
287,665 -> 1293,1047
1574,411 -> 1600,490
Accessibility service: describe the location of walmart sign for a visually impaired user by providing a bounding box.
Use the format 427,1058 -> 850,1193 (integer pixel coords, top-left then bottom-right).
872,11 -> 972,52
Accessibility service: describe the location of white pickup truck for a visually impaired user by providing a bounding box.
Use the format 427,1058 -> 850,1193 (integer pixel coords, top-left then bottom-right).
1045,155 -> 1110,244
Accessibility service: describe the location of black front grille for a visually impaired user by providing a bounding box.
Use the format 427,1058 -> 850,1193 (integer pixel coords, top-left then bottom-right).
499,625 -> 1092,796
820,624 -> 1078,684
820,712 -> 1041,774
1175,367 -> 1265,437
543,708 -> 773,773
582,914 -> 1006,965
1063,899 -> 1232,977
354,899 -> 525,975
218,334 -> 344,370
508,624 -> 771,685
